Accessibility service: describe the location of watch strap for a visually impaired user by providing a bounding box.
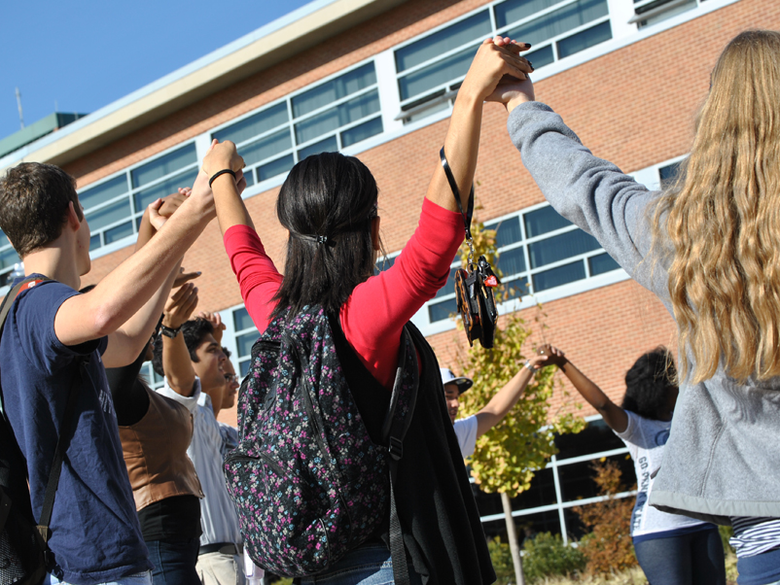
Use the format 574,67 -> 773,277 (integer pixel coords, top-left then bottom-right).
160,324 -> 181,338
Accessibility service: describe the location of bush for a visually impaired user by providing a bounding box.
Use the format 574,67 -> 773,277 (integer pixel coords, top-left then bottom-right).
522,532 -> 587,583
573,460 -> 637,577
487,536 -> 516,585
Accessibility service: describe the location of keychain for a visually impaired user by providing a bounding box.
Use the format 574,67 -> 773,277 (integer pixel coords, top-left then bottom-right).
440,147 -> 500,349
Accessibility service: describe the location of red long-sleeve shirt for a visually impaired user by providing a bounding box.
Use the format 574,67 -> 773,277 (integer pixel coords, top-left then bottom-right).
223,198 -> 463,389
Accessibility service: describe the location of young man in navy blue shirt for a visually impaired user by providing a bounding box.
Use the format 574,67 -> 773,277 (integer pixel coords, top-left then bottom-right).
0,161 -> 227,585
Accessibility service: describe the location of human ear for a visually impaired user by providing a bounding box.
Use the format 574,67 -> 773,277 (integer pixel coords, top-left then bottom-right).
67,201 -> 82,231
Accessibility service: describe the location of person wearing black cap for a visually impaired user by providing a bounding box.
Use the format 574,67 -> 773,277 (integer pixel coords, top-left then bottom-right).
442,348 -> 551,458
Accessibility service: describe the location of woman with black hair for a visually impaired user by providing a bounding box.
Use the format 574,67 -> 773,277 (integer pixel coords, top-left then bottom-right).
540,344 -> 725,584
199,36 -> 532,585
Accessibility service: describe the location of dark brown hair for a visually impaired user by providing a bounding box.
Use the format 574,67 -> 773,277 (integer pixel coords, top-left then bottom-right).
272,152 -> 379,317
0,162 -> 82,257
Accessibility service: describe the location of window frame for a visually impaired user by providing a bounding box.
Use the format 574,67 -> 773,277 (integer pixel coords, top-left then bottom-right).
392,0 -> 616,123
79,141 -> 200,255
385,202 -> 630,337
209,59 -> 384,193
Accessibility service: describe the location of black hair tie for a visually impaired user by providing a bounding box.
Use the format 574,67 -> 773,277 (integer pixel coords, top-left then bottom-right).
209,169 -> 237,187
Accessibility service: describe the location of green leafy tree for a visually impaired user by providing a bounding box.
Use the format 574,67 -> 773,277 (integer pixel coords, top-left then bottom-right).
454,217 -> 585,496
452,215 -> 585,584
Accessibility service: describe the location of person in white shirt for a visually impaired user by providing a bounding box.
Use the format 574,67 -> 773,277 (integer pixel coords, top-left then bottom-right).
539,344 -> 725,585
151,288 -> 245,585
442,349 -> 550,458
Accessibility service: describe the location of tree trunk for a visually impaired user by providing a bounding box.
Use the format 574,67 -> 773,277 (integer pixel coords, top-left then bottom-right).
501,491 -> 525,585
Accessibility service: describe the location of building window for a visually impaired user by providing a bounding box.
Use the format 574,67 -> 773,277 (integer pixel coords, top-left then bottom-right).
212,62 -> 383,189
231,306 -> 258,378
395,0 -> 613,122
658,160 -> 682,189
383,204 -> 621,330
473,417 -> 635,544
80,143 -> 199,253
0,231 -> 23,289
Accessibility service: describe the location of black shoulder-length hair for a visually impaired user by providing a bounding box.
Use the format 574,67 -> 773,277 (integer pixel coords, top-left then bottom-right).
621,347 -> 677,420
272,152 -> 379,318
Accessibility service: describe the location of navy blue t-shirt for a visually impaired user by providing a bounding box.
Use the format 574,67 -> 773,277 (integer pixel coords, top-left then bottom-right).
0,277 -> 151,584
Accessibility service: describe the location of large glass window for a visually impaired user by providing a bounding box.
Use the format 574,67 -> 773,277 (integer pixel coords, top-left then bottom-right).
474,418 -> 635,545
397,204 -> 621,327
212,63 -> 382,189
0,143 -> 200,287
79,143 -> 198,253
395,0 -> 613,122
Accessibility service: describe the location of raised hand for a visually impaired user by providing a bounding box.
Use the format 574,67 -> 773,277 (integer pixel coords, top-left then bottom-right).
173,267 -> 201,288
202,139 -> 245,180
485,37 -> 535,107
458,36 -> 533,104
163,282 -> 199,330
197,310 -> 226,343
158,189 -> 190,218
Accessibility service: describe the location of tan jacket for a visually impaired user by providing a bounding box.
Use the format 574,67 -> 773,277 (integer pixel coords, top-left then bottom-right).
120,385 -> 203,510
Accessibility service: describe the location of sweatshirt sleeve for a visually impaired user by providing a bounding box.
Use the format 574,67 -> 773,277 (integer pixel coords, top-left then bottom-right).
507,101 -> 667,295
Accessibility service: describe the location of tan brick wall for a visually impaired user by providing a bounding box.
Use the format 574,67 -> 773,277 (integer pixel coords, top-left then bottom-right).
73,0 -> 780,428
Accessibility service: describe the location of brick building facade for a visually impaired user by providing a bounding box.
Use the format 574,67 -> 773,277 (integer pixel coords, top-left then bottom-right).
2,0 -> 775,542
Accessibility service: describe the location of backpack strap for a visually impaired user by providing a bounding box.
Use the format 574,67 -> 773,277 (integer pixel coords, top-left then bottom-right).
36,359 -> 84,547
0,276 -> 82,554
0,276 -> 49,428
382,326 -> 419,585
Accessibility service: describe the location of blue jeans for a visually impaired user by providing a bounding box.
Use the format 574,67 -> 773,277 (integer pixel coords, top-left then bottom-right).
45,570 -> 152,585
146,538 -> 201,585
633,527 -> 726,585
299,544 -> 423,585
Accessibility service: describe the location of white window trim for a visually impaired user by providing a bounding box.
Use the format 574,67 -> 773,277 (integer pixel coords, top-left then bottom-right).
471,414 -> 633,545
80,140 -> 199,258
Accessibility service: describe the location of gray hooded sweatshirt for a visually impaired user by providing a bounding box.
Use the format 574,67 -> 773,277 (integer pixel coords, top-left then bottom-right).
507,101 -> 780,525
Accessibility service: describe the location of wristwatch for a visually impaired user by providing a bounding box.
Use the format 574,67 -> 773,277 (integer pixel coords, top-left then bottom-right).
160,324 -> 182,338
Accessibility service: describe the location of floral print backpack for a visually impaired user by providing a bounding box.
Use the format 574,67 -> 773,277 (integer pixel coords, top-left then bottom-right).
223,306 -> 418,582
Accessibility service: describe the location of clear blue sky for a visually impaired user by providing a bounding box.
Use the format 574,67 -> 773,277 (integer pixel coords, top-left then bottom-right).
0,0 -> 313,141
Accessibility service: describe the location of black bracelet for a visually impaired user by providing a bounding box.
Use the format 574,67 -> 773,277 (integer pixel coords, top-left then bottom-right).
209,169 -> 237,187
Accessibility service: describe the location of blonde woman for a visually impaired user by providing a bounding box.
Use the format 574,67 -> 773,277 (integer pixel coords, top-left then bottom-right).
499,31 -> 780,585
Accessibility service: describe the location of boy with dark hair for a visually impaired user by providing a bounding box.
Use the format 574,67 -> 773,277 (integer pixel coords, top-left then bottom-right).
0,161 -> 216,585
152,295 -> 246,585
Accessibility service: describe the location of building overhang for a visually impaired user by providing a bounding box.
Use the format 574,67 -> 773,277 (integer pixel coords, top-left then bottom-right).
0,0 -> 408,173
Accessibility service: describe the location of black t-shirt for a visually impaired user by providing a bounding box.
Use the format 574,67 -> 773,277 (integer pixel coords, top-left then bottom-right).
332,318 -> 495,585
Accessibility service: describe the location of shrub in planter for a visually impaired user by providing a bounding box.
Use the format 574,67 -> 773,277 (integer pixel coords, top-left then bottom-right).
522,532 -> 587,583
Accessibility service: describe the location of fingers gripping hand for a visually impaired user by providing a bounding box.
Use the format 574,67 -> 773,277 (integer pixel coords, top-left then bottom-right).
158,190 -> 190,218
461,37 -> 534,103
197,311 -> 226,343
163,283 -> 199,329
148,198 -> 167,231
537,344 -> 567,367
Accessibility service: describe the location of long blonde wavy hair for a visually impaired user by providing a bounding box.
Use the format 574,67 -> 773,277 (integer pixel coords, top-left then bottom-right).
653,30 -> 780,385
